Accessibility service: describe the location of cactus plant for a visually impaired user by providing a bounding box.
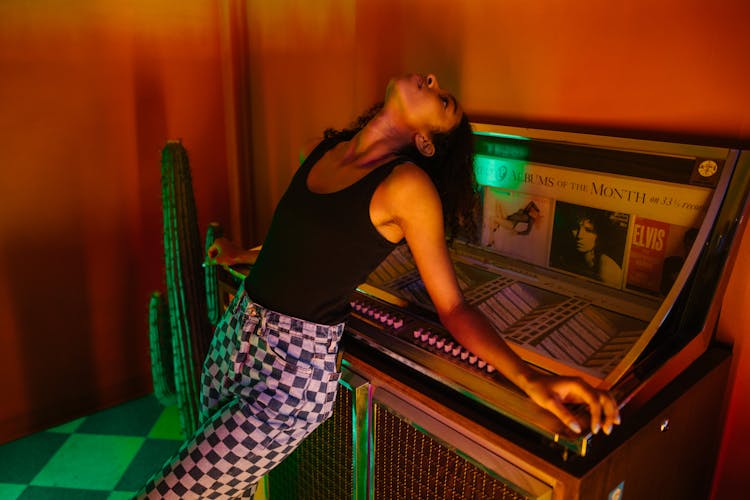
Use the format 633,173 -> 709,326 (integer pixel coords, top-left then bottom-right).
148,291 -> 175,406
160,140 -> 213,436
204,222 -> 224,326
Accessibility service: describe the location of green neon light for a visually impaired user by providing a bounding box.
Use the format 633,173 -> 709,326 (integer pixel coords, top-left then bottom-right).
474,131 -> 531,141
472,132 -> 531,189
474,155 -> 528,190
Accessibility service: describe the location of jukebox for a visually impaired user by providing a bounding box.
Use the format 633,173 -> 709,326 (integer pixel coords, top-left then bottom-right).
216,125 -> 749,499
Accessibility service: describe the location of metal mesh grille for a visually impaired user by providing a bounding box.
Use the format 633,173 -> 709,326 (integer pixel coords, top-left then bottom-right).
373,402 -> 529,500
268,387 -> 353,500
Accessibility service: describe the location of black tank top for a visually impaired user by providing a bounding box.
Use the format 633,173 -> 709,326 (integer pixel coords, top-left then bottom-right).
245,137 -> 404,325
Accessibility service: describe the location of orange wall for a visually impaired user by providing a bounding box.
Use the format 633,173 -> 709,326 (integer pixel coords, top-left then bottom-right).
713,223 -> 750,498
1,0 -> 748,497
0,1 -> 231,440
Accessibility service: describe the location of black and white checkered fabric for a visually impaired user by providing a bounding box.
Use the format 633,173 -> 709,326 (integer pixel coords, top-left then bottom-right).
137,289 -> 344,499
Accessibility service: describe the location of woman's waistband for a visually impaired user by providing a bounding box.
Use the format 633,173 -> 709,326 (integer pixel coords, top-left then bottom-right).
237,287 -> 345,345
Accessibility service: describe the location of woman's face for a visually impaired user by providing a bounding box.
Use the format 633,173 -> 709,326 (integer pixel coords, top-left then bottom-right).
572,218 -> 597,254
385,73 -> 462,135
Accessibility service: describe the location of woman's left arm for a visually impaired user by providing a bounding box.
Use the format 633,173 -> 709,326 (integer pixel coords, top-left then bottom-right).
384,165 -> 620,435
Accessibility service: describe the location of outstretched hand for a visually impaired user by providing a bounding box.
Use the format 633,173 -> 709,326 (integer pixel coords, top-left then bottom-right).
205,237 -> 245,266
522,372 -> 621,436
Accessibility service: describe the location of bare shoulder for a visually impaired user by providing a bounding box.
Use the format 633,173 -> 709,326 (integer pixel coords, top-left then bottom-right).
599,254 -> 623,286
381,161 -> 439,201
371,161 -> 443,235
389,161 -> 432,182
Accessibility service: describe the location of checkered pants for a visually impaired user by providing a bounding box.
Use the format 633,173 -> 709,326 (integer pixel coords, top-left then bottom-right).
136,288 -> 344,499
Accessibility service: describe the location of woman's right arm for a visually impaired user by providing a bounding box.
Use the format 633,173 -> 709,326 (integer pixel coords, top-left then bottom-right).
206,237 -> 260,266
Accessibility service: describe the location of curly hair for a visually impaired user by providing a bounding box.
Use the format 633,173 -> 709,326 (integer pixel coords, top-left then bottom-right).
574,210 -> 624,265
324,103 -> 479,242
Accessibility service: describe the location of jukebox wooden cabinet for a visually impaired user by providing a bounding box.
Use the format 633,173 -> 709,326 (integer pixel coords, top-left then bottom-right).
266,342 -> 729,500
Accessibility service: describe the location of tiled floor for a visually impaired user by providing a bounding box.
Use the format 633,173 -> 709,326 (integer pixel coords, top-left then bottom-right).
0,394 -> 184,499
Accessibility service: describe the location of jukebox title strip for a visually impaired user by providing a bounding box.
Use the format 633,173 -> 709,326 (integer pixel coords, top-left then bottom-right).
474,156 -> 712,227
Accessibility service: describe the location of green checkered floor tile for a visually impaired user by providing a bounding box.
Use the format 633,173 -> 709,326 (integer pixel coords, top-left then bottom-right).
0,395 -> 184,499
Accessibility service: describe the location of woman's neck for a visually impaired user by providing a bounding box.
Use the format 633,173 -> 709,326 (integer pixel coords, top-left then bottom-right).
343,111 -> 412,167
583,249 -> 597,268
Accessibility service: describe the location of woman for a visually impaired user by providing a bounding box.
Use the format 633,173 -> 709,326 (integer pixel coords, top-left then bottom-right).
138,73 -> 620,499
550,201 -> 624,287
571,214 -> 623,286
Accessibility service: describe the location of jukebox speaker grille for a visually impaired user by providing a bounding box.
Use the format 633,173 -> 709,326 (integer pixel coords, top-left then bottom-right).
268,386 -> 353,500
373,402 -> 528,500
